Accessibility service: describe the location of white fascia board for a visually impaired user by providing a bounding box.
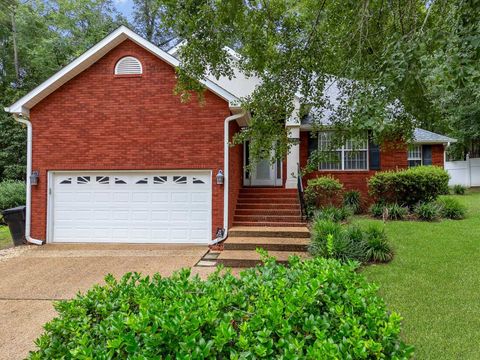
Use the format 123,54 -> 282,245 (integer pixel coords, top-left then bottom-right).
5,26 -> 238,115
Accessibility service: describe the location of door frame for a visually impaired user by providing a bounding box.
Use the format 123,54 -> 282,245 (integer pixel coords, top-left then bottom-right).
46,169 -> 213,244
243,142 -> 283,187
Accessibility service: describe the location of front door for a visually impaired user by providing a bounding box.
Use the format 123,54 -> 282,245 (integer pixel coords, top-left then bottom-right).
243,141 -> 282,186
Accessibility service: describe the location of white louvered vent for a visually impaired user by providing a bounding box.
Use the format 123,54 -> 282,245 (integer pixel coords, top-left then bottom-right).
114,56 -> 143,75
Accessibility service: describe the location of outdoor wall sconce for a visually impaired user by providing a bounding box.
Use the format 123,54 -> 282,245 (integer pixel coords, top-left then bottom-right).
216,170 -> 224,185
30,170 -> 39,186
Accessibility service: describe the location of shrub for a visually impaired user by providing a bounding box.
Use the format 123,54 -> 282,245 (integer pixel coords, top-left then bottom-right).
369,202 -> 385,218
414,202 -> 441,221
0,180 -> 25,212
368,166 -> 450,206
28,259 -> 413,359
310,220 -> 365,262
385,203 -> 408,220
363,224 -> 394,263
304,176 -> 343,211
452,184 -> 467,195
343,190 -> 362,214
437,197 -> 467,220
314,205 -> 353,223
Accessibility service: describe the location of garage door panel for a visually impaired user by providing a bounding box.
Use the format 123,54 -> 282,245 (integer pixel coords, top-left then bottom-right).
51,171 -> 212,244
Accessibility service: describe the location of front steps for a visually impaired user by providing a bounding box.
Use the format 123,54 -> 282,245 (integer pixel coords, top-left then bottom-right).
233,188 -> 305,227
215,226 -> 310,268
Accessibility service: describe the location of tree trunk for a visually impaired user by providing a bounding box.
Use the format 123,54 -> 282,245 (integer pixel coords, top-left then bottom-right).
11,8 -> 19,80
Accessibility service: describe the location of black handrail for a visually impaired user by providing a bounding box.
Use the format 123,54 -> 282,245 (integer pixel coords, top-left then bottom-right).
297,163 -> 307,221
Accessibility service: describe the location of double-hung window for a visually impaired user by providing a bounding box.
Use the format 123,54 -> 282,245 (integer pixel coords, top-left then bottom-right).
408,145 -> 422,167
318,132 -> 368,170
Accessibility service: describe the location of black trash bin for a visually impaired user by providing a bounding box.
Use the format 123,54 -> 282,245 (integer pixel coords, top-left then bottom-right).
2,206 -> 26,246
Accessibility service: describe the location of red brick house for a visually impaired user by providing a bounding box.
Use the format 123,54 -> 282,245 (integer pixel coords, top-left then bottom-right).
5,27 -> 454,245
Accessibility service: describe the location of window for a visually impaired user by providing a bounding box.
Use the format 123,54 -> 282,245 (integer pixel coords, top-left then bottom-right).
318,132 -> 368,170
114,56 -> 142,75
408,145 -> 422,167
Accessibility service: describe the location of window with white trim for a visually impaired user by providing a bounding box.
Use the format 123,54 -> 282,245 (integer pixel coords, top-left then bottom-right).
318,132 -> 368,170
408,145 -> 422,167
114,56 -> 143,75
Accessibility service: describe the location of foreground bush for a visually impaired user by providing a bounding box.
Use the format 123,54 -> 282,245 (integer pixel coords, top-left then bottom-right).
0,180 -> 25,212
437,197 -> 467,220
29,258 -> 413,359
368,166 -> 449,206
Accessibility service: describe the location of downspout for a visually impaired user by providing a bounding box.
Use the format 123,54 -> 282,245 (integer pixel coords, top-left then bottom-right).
13,114 -> 44,245
209,110 -> 246,245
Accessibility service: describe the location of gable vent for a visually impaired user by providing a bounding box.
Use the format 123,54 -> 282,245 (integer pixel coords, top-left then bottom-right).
114,56 -> 143,75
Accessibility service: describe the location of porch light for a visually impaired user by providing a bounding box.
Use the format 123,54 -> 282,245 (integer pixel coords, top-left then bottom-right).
216,170 -> 224,185
30,171 -> 39,186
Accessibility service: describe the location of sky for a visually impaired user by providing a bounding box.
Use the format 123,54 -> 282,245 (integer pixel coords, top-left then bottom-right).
114,0 -> 134,21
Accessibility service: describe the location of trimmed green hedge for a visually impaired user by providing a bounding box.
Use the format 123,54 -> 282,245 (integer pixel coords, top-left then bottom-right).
368,166 -> 449,206
29,257 -> 413,359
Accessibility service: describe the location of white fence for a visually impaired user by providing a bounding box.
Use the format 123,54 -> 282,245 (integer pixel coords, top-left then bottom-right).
445,156 -> 480,187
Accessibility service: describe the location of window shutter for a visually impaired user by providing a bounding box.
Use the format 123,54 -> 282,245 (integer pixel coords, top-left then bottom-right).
308,132 -> 318,159
422,145 -> 432,165
368,134 -> 381,170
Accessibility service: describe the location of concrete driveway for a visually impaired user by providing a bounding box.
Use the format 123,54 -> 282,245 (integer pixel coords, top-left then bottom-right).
0,243 -> 210,359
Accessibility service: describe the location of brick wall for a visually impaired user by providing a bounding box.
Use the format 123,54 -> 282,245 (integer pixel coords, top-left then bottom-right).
29,39 -> 235,240
299,132 -> 445,201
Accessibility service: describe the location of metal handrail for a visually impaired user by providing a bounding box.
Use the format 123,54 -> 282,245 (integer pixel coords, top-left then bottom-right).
297,163 -> 307,221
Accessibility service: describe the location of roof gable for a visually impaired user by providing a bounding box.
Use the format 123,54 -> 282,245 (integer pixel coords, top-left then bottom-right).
5,26 -> 238,116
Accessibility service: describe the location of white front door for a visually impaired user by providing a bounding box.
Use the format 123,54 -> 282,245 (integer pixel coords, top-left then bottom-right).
244,142 -> 282,186
49,171 -> 212,244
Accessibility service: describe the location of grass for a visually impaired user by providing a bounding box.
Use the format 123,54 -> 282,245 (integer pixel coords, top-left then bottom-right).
355,191 -> 480,359
0,225 -> 12,249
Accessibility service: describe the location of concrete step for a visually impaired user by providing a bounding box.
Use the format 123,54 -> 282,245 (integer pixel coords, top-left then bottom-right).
237,197 -> 300,204
234,215 -> 302,223
216,250 -> 309,267
240,188 -> 297,194
235,209 -> 300,216
229,226 -> 310,238
236,203 -> 300,210
238,193 -> 298,199
233,221 -> 306,227
224,237 -> 309,251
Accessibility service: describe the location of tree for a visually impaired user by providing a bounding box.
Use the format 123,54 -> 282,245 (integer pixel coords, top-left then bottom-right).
0,0 -> 125,180
132,0 -> 175,48
157,0 -> 477,164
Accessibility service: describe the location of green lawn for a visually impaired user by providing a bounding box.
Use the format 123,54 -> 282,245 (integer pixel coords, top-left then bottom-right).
355,191 -> 480,359
0,225 -> 12,249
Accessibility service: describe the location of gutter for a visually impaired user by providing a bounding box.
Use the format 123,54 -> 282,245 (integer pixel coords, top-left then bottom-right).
209,110 -> 246,245
13,114 -> 44,245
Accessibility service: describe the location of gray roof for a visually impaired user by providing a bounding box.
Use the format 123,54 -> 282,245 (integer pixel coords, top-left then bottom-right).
413,128 -> 456,144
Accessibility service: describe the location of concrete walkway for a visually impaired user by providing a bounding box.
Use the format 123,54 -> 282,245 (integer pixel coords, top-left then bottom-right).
0,243 -> 209,359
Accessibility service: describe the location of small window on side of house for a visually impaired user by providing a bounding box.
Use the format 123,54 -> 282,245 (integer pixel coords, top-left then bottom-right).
408,145 -> 422,167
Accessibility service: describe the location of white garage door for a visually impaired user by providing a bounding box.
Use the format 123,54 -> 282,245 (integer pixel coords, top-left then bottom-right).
49,171 -> 212,244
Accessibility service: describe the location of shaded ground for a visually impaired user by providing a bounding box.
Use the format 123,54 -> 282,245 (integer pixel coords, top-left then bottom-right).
0,243 -> 209,359
357,191 -> 480,360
